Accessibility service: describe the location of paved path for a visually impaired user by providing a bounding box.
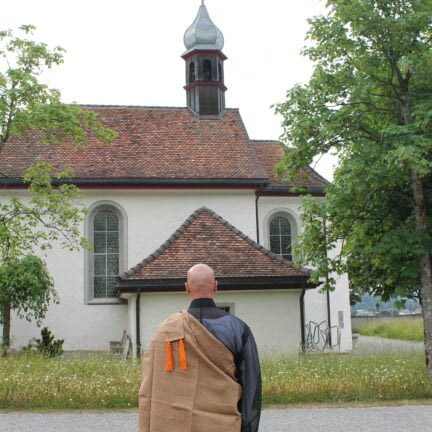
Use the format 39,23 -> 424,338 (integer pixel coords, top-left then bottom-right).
354,335 -> 423,354
1,405 -> 432,432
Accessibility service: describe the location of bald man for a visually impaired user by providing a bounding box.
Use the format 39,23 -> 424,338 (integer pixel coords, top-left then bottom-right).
138,264 -> 261,432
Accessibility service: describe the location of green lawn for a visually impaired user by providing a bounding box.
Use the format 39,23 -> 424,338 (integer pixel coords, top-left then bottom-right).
1,350 -> 431,409
261,351 -> 431,404
0,354 -> 141,410
358,318 -> 424,342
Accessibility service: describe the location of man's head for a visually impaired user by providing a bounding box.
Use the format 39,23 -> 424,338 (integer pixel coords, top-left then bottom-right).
185,263 -> 218,299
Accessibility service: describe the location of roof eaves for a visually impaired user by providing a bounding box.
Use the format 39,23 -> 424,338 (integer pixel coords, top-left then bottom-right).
0,177 -> 269,187
117,275 -> 317,293
260,185 -> 326,196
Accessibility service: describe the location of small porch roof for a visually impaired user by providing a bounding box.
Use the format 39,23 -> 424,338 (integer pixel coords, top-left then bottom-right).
117,207 -> 317,294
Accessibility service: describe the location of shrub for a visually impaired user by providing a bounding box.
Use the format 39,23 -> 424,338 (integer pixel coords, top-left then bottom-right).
35,327 -> 64,357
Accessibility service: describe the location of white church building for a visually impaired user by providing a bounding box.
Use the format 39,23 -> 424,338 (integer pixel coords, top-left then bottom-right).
0,3 -> 351,356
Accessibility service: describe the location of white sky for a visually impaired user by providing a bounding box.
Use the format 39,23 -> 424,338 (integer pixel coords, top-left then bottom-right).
3,0 -> 336,179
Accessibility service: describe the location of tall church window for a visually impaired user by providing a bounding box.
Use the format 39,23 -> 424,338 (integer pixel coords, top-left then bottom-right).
203,59 -> 212,81
93,210 -> 119,298
269,214 -> 292,261
86,202 -> 127,303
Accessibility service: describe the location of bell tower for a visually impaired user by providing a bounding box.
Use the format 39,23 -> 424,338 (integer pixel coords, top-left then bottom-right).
182,1 -> 227,116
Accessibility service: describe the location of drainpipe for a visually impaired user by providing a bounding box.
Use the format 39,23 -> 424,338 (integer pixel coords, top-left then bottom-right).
300,285 -> 306,353
323,219 -> 332,347
136,288 -> 141,358
326,288 -> 332,348
255,191 -> 261,243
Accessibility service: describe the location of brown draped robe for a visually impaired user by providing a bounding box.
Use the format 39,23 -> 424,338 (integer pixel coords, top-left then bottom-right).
138,311 -> 242,432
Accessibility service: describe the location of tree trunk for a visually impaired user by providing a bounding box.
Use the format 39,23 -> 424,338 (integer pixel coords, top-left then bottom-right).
1,300 -> 11,356
411,172 -> 432,378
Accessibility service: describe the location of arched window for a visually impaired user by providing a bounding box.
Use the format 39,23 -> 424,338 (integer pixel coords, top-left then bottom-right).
93,209 -> 119,298
269,215 -> 292,261
203,59 -> 212,81
85,202 -> 127,303
189,62 -> 195,83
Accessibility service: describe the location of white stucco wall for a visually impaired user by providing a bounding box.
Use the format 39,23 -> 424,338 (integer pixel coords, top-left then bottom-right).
258,196 -> 352,352
2,188 -> 352,353
98,189 -> 257,269
3,188 -> 257,351
304,241 -> 352,351
137,290 -> 303,357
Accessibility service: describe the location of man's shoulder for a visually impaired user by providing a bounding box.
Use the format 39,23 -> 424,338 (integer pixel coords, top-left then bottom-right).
225,313 -> 250,332
155,311 -> 186,337
165,310 -> 184,322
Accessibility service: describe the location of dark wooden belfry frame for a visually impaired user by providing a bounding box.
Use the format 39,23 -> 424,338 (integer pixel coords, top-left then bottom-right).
182,49 -> 228,116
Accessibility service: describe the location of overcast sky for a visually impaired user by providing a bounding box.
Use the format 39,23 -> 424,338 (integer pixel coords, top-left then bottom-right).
3,0 -> 336,179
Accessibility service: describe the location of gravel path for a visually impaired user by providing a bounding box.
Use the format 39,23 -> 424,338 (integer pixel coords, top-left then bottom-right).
354,335 -> 423,354
1,405 -> 432,432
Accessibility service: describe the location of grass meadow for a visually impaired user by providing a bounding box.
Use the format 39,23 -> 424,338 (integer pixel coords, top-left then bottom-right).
358,318 -> 424,342
0,354 -> 141,410
1,349 -> 431,409
261,351 -> 431,404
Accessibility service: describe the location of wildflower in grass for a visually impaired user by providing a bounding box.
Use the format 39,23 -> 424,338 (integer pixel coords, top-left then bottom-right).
1,351 -> 431,409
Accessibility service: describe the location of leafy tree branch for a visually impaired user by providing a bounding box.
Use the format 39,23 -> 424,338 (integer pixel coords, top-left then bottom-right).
0,25 -> 116,354
276,0 -> 432,376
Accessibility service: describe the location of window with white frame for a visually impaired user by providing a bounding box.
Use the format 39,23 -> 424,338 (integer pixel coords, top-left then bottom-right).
269,214 -> 292,261
86,202 -> 127,302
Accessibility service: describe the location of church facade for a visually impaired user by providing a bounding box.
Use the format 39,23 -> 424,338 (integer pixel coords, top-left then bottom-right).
0,3 -> 352,355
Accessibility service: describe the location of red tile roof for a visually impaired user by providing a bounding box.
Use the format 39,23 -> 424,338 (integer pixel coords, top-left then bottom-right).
252,140 -> 329,187
120,207 -> 312,281
0,106 -> 267,183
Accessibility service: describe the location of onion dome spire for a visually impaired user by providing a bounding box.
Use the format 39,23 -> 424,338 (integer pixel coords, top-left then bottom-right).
182,2 -> 227,116
183,1 -> 224,55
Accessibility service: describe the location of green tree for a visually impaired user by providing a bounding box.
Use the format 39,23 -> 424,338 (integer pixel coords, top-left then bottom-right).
0,255 -> 54,355
0,25 -> 116,353
275,0 -> 432,375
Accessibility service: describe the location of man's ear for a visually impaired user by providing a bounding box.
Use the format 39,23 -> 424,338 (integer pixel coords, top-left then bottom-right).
185,282 -> 190,294
214,280 -> 218,292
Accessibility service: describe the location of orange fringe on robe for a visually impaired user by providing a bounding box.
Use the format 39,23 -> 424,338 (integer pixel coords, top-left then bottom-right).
139,311 -> 241,432
164,338 -> 187,372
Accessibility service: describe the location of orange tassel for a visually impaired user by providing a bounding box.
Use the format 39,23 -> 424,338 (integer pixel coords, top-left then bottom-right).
165,341 -> 173,372
179,338 -> 187,370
